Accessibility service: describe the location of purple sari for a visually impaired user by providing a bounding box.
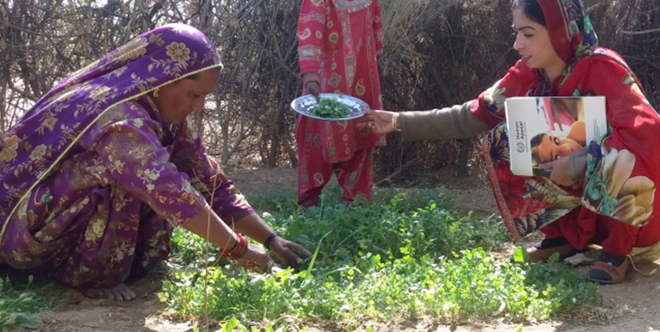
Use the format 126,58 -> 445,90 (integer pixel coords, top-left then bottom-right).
0,24 -> 254,287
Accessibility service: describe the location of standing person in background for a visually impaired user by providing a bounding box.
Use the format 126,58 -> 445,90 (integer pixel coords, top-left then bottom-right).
296,0 -> 385,208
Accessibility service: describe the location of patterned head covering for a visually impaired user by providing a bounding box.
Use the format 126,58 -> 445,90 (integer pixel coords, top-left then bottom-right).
537,0 -> 598,63
0,23 -> 222,222
517,0 -> 599,95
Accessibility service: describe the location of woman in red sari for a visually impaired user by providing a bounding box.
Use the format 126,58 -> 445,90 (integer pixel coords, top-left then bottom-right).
296,0 -> 384,207
362,0 -> 660,284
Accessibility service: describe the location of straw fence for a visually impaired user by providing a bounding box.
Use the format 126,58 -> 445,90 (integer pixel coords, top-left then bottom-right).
1,0 -> 658,180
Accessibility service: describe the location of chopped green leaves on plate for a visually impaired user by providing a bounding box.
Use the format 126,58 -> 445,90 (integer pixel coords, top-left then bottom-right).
313,98 -> 351,119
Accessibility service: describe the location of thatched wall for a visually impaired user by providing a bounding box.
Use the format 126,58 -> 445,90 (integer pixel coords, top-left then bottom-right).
1,0 -> 658,180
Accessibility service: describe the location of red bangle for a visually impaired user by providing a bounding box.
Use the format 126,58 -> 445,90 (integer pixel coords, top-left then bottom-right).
225,237 -> 239,253
230,234 -> 249,260
220,235 -> 238,258
220,234 -> 249,260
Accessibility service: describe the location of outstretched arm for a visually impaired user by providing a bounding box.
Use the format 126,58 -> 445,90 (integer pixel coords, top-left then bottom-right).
359,101 -> 490,141
174,121 -> 311,267
181,207 -> 273,271
233,214 -> 311,266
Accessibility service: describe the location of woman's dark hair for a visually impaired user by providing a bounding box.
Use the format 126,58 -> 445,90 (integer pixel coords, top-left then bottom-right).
185,73 -> 200,80
512,0 -> 546,26
184,66 -> 221,80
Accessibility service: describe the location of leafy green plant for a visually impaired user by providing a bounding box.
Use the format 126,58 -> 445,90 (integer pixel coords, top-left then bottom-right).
160,248 -> 600,329
0,276 -> 47,331
160,189 -> 603,330
276,192 -> 508,263
170,227 -> 222,268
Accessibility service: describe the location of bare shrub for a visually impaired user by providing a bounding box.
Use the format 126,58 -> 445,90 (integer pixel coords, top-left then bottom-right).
1,0 -> 658,181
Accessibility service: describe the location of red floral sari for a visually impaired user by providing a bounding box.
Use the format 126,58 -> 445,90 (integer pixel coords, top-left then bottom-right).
474,0 -> 660,256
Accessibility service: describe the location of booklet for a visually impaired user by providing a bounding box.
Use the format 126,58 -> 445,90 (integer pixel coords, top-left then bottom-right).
505,96 -> 607,177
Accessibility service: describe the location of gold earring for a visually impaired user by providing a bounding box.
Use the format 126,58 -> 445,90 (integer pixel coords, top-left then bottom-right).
153,88 -> 160,97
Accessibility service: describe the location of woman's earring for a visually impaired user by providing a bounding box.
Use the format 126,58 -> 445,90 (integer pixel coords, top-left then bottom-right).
153,88 -> 160,97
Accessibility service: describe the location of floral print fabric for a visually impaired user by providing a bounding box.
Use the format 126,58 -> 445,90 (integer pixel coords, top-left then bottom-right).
297,0 -> 384,161
296,0 -> 384,205
0,24 -> 254,287
474,0 -> 660,251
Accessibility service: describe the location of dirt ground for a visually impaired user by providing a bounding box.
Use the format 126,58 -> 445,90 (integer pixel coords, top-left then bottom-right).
13,166 -> 660,332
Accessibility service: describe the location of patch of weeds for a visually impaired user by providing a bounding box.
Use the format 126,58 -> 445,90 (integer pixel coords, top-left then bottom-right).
160,189 -> 603,330
160,248 -> 599,329
169,227 -> 222,268
371,187 -> 455,212
246,189 -> 299,216
270,192 -> 508,264
0,275 -> 48,331
520,254 -> 603,317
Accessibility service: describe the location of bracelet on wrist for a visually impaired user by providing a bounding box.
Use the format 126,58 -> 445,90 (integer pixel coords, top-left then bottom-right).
391,113 -> 401,132
263,232 -> 282,250
220,234 -> 249,260
225,236 -> 239,253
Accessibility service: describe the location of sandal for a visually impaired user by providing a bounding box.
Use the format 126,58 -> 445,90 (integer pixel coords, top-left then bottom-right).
587,251 -> 629,284
524,237 -> 577,263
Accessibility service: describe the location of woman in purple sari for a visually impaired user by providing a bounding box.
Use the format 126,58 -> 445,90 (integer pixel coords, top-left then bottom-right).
0,24 -> 309,300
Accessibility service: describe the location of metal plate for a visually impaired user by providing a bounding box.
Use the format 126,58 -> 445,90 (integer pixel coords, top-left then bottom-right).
291,93 -> 368,121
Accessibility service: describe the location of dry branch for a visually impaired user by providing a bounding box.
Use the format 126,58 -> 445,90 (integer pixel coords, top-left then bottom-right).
0,0 -> 658,174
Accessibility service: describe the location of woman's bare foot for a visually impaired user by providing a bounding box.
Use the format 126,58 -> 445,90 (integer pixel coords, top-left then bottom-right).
81,283 -> 136,301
